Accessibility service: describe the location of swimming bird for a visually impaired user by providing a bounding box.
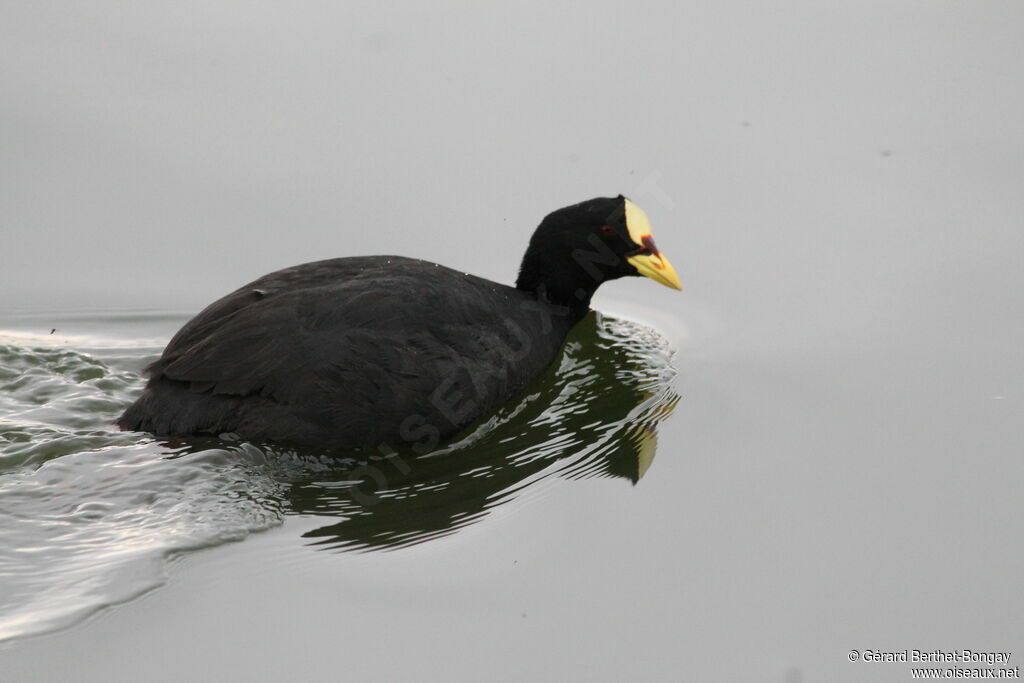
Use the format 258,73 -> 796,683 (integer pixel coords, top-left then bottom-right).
117,196 -> 681,448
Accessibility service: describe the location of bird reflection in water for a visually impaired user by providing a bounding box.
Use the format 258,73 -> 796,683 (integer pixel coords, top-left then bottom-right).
169,312 -> 679,552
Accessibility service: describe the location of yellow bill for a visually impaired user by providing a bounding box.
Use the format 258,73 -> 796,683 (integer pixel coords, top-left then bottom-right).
623,198 -> 682,291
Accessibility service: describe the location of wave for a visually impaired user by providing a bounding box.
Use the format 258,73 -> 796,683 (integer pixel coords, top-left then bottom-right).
0,310 -> 678,642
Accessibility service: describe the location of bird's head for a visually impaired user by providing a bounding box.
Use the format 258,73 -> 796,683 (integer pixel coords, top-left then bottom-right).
516,195 -> 681,307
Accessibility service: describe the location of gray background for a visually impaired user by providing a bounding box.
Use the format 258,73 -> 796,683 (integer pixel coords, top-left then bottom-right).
5,1 -> 1020,318
2,2 -> 1023,682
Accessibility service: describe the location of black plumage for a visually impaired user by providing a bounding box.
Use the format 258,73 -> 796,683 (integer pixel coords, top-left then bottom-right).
117,196 -> 680,447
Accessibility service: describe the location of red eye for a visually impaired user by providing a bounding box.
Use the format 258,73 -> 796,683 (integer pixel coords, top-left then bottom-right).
600,226 -> 615,237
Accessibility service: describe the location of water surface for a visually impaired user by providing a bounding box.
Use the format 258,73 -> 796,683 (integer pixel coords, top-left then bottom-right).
0,308 -> 678,641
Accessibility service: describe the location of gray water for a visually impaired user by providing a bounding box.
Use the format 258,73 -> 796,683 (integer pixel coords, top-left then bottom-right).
0,309 -> 678,639
2,2 -> 1023,682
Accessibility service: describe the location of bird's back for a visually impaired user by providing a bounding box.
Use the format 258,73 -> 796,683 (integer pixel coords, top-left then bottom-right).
118,256 -> 576,447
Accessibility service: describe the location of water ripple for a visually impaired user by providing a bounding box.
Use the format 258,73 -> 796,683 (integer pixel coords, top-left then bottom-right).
0,310 -> 678,642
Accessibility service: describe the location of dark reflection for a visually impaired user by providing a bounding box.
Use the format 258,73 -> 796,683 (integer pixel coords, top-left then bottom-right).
170,312 -> 679,552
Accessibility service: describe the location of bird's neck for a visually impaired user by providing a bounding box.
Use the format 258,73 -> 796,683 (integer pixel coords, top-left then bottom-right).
515,261 -> 596,321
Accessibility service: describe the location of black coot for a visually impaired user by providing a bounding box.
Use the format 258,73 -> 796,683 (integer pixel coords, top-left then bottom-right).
117,196 -> 681,447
